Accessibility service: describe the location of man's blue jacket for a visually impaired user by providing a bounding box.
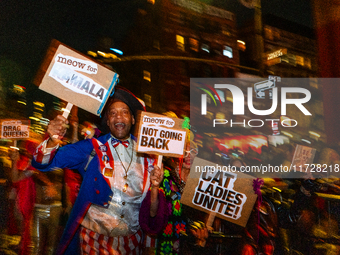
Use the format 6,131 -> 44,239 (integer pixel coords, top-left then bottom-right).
32,133 -> 114,255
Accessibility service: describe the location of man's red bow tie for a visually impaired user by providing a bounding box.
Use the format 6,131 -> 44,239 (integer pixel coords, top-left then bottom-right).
111,138 -> 129,148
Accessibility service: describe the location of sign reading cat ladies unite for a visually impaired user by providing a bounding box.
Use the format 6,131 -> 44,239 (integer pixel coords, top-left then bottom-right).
33,39 -> 119,116
135,112 -> 186,157
0,120 -> 30,139
181,157 -> 258,227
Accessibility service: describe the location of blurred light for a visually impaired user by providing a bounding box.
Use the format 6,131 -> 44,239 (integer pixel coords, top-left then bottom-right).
220,143 -> 230,149
223,46 -> 233,58
280,116 -> 292,127
33,101 -> 45,107
272,187 -> 281,192
87,51 -> 98,57
61,108 -> 71,114
108,53 -> 119,59
97,51 -> 106,57
17,101 -> 26,105
29,116 -> 40,121
10,146 -> 19,150
226,97 -> 233,102
143,70 -> 151,82
215,112 -> 225,119
237,40 -> 245,45
110,48 -> 123,55
281,131 -> 293,138
201,43 -> 210,53
301,139 -> 311,144
309,131 -> 320,137
14,84 -> 26,90
249,142 -> 260,148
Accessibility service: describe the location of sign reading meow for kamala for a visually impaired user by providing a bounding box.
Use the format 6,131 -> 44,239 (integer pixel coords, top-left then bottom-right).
34,40 -> 118,116
135,112 -> 187,157
1,120 -> 30,139
181,157 -> 258,227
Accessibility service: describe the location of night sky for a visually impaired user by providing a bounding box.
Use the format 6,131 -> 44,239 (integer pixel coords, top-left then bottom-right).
0,0 -> 314,113
0,0 -> 313,69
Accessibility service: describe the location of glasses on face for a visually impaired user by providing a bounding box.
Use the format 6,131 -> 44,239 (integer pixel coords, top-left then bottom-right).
184,147 -> 198,158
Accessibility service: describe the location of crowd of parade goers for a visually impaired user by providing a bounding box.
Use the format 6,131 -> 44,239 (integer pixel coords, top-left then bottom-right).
1,87 -> 340,255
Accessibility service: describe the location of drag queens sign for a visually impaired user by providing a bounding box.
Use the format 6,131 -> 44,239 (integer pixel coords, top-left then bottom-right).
134,112 -> 186,157
181,157 -> 258,227
33,39 -> 118,116
0,119 -> 30,139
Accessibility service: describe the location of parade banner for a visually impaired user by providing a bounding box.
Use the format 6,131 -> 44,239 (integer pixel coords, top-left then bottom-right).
181,157 -> 257,227
0,119 -> 30,139
134,111 -> 186,157
33,39 -> 119,116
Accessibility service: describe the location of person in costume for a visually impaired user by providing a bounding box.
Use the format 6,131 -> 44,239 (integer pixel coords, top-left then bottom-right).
8,138 -> 68,255
140,113 -> 211,255
31,86 -> 165,255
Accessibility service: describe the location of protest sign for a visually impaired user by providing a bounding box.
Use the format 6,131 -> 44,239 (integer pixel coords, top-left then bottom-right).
181,157 -> 258,227
134,112 -> 187,157
290,144 -> 316,171
33,39 -> 119,116
0,120 -> 30,139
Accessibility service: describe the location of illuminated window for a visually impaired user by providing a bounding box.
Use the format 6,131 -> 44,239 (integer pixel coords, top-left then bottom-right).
264,27 -> 274,40
143,70 -> 151,82
237,40 -> 246,51
221,24 -> 231,36
189,38 -> 199,52
305,58 -> 311,69
176,35 -> 185,51
223,46 -> 233,58
144,94 -> 152,108
215,89 -> 225,103
296,55 -> 304,66
201,43 -> 210,53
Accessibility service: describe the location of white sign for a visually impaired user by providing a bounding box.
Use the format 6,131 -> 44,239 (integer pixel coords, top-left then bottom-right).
193,168 -> 247,220
54,53 -> 98,74
137,124 -> 186,155
142,115 -> 175,128
267,48 -> 287,61
35,40 -> 118,116
49,62 -> 107,102
1,120 -> 30,139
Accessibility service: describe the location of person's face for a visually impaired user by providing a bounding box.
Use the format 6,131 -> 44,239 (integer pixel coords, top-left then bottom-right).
106,100 -> 135,140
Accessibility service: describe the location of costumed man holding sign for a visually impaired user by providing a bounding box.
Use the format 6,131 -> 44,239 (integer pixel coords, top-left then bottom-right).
139,113 -> 211,255
31,87 -> 165,255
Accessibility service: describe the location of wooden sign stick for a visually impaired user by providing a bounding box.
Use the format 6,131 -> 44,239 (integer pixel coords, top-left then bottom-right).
52,102 -> 73,140
206,212 -> 216,228
62,102 -> 73,119
157,155 -> 163,168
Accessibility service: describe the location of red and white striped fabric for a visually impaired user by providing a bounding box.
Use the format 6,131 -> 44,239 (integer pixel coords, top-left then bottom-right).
142,234 -> 157,249
80,226 -> 143,255
33,139 -> 58,164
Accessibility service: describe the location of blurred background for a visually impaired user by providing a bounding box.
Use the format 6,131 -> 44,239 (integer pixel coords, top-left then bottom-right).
0,0 -> 336,170
2,1 -> 340,254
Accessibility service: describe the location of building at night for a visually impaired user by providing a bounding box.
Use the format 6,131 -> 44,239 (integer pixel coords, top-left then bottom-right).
105,0 -> 240,116
239,14 -> 317,78
238,15 -> 325,143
